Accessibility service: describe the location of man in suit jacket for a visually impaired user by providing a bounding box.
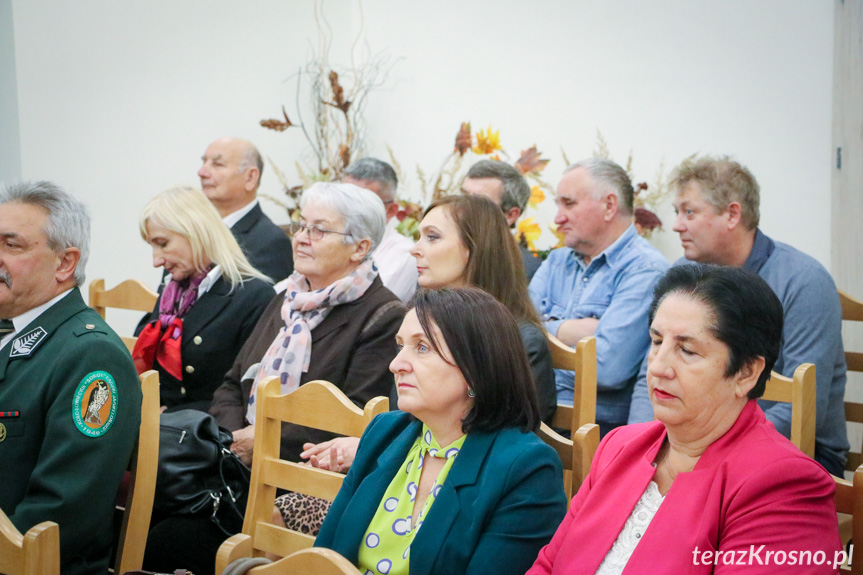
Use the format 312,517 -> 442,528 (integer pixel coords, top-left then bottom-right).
198,137 -> 293,281
0,181 -> 141,575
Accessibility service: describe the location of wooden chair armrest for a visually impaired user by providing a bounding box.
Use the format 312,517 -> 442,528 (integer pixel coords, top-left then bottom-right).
215,533 -> 254,575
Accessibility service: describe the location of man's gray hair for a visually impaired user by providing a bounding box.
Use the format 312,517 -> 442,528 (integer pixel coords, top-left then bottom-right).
237,141 -> 264,188
564,158 -> 634,216
344,158 -> 398,202
300,182 -> 386,251
465,160 -> 530,217
0,181 -> 90,285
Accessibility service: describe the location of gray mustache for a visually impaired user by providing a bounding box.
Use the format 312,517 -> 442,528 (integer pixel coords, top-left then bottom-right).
0,270 -> 10,287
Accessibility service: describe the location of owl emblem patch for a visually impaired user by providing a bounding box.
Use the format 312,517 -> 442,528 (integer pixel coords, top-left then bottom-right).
73,371 -> 118,437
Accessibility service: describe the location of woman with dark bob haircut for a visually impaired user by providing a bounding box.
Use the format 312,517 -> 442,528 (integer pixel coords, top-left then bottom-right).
529,265 -> 841,574
316,287 -> 567,575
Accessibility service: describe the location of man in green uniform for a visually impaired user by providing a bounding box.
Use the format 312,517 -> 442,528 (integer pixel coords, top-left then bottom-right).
0,181 -> 141,575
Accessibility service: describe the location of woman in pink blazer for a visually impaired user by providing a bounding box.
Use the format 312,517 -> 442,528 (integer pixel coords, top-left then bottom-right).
528,265 -> 842,574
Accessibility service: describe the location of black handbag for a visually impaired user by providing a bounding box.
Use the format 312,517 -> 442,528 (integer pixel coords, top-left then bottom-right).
155,410 -> 251,535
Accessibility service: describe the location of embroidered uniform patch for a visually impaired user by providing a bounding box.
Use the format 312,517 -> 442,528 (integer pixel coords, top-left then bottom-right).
10,327 -> 48,358
72,371 -> 118,437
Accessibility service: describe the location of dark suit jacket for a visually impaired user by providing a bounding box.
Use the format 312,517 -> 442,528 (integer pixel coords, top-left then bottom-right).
316,411 -> 567,575
138,276 -> 274,412
0,289 -> 141,575
521,244 -> 542,281
520,321 -> 556,424
210,276 -> 404,461
232,203 -> 294,282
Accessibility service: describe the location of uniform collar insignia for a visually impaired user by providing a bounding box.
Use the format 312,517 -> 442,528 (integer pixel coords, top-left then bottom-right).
10,326 -> 49,358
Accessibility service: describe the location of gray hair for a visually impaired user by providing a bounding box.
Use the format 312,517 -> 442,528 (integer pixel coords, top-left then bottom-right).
465,159 -> 531,216
236,141 -> 264,188
0,181 -> 90,286
344,158 -> 398,202
564,158 -> 634,216
300,182 -> 386,251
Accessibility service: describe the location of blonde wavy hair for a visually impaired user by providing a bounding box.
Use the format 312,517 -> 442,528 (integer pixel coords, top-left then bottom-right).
139,186 -> 272,287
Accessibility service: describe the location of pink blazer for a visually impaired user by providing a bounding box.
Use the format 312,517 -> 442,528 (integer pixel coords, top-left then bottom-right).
528,401 -> 842,574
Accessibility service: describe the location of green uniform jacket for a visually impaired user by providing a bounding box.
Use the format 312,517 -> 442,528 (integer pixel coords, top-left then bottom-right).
0,288 -> 141,575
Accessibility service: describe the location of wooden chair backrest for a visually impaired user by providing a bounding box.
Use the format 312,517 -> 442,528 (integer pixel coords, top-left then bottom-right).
226,547 -> 361,575
538,422 -> 599,504
761,364 -> 816,458
113,370 -> 160,574
88,279 -> 158,353
548,335 -> 597,436
0,510 -> 59,575
834,465 -> 863,573
839,290 -> 863,472
216,378 -> 388,571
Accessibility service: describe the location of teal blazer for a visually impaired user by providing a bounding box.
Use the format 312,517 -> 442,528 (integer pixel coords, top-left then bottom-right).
316,411 -> 567,575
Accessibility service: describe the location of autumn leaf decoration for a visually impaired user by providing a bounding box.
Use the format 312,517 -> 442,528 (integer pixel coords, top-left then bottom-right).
473,125 -> 502,155
260,106 -> 294,132
454,122 -> 472,156
528,185 -> 545,208
633,182 -> 662,234
515,146 -> 549,175
517,217 -> 542,250
327,71 -> 351,113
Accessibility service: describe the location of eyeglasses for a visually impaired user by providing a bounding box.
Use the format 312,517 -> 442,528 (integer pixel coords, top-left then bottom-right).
288,221 -> 352,242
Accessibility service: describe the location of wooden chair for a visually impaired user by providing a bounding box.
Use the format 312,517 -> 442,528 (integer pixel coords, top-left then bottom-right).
840,290 -> 863,473
223,547 -> 361,575
761,363 -> 816,459
834,465 -> 863,573
88,279 -> 158,353
215,379 -> 388,573
0,509 -> 59,575
538,422 -> 600,504
113,370 -> 160,574
547,335 -> 597,436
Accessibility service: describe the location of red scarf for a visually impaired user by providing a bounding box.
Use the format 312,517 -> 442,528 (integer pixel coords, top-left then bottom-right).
132,272 -> 207,381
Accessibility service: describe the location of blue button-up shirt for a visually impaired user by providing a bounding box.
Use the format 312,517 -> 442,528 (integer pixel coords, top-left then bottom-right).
529,224 -> 668,428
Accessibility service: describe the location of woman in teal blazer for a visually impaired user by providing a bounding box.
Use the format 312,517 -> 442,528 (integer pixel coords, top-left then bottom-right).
315,288 -> 567,575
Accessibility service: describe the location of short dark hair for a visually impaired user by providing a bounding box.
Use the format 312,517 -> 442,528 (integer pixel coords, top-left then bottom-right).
421,194 -> 542,329
344,158 -> 398,201
465,159 -> 531,217
410,287 -> 541,433
650,265 -> 783,398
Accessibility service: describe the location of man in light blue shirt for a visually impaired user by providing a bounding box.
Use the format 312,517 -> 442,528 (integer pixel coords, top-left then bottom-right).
627,156 -> 848,475
529,159 -> 668,434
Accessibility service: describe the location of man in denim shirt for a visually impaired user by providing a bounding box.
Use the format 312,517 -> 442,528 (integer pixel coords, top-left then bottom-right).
627,156 -> 848,475
529,159 -> 668,435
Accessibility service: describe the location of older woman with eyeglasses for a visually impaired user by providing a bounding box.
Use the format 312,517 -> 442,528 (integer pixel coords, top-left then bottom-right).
143,182 -> 405,575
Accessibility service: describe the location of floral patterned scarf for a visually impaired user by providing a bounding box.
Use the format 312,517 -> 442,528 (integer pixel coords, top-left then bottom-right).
245,259 -> 378,424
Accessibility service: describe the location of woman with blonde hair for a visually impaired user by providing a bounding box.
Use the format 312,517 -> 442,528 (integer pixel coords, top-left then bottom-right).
134,186 -> 275,412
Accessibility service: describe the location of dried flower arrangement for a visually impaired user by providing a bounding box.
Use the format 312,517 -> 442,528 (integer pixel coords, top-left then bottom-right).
258,2 -> 392,221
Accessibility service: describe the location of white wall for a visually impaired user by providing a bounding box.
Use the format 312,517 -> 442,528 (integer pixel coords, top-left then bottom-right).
8,0 -> 834,335
0,0 -> 21,182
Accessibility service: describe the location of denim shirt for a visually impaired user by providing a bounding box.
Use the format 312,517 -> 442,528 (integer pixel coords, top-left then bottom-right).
529,224 -> 668,428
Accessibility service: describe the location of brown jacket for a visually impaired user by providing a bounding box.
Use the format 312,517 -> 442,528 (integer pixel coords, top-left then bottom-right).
209,276 -> 404,461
